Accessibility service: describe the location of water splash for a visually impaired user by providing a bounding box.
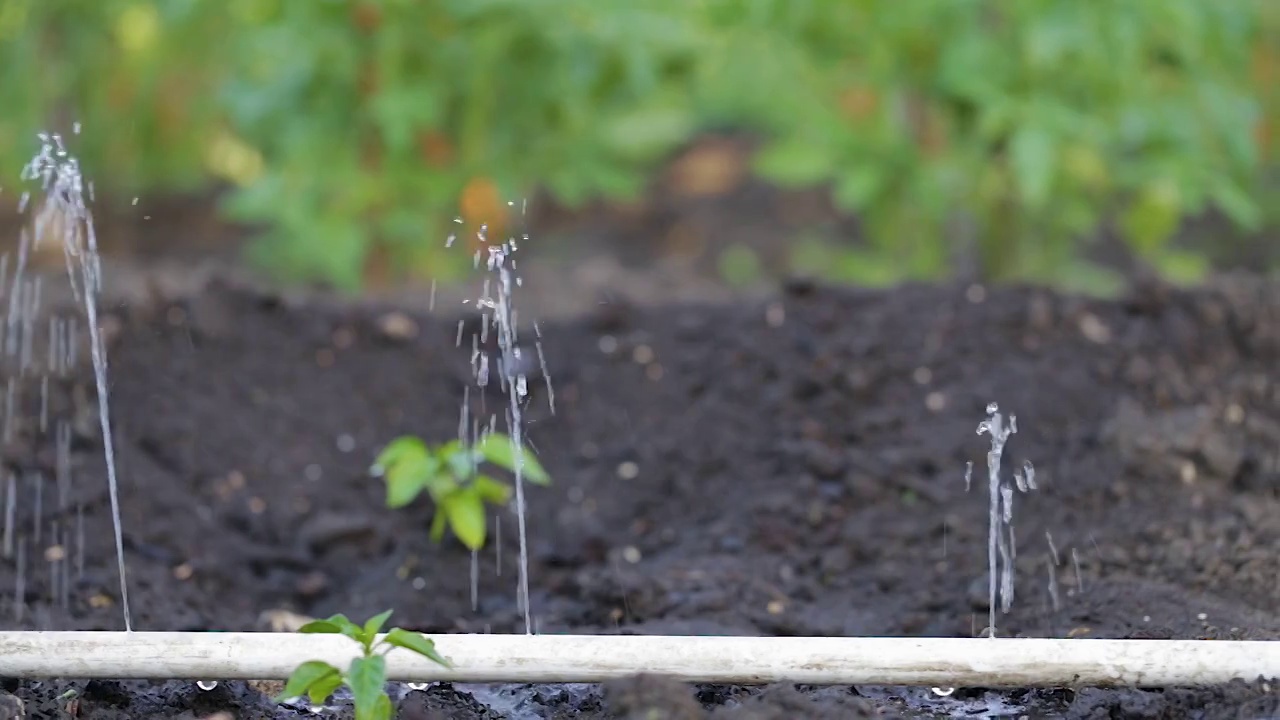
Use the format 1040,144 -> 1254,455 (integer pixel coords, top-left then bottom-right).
20,131 -> 132,631
481,238 -> 534,634
972,402 -> 1037,639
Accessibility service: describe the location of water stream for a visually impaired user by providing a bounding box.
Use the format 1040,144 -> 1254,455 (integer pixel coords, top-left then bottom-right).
18,131 -> 132,630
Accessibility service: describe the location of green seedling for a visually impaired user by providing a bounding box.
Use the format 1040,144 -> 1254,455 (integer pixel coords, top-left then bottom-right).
371,433 -> 551,551
278,610 -> 449,720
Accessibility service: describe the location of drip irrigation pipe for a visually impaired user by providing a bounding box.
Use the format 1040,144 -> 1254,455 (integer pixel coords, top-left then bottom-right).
0,633 -> 1275,688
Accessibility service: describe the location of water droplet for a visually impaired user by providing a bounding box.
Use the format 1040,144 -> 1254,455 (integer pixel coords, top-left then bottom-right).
196,680 -> 218,691
1022,460 -> 1036,490
930,686 -> 955,697
407,682 -> 429,691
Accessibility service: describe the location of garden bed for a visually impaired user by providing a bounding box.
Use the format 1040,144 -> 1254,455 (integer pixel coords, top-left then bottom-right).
0,268 -> 1276,718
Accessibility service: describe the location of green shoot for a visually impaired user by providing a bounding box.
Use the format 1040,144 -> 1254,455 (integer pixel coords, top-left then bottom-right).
371,432 -> 551,551
277,610 -> 450,720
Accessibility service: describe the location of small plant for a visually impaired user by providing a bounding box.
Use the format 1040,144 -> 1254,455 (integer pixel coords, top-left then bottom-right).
371,433 -> 550,551
278,610 -> 449,720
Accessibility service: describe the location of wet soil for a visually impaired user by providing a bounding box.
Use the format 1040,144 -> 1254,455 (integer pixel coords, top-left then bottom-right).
0,268 -> 1277,718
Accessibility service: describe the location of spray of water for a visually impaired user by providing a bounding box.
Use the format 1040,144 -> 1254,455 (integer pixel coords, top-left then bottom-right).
481,237 -> 535,634
972,402 -> 1036,639
19,131 -> 132,630
454,203 -> 551,636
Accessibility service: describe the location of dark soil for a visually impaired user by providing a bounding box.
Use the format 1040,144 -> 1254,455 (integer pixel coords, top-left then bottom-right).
0,265 -> 1277,719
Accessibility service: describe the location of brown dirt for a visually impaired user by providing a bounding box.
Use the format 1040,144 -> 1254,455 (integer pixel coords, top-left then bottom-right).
0,261 -> 1274,718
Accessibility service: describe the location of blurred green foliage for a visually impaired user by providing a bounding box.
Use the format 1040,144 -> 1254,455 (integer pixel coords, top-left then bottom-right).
0,0 -> 1274,290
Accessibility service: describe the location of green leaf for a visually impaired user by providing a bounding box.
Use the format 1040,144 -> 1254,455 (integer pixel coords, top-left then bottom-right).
471,474 -> 513,505
299,613 -> 359,640
446,443 -> 478,482
752,138 -> 836,187
384,628 -> 452,668
363,610 -> 394,639
370,88 -> 442,154
833,166 -> 883,211
442,487 -> 487,551
602,105 -> 693,162
717,244 -> 762,288
1055,260 -> 1128,299
1209,180 -> 1262,231
375,437 -> 446,508
278,660 -> 342,704
374,693 -> 393,720
1009,126 -> 1056,210
372,437 -> 429,478
474,434 -> 550,485
1154,248 -> 1210,286
1119,182 -> 1181,257
429,507 -> 448,543
348,655 -> 387,720
296,618 -> 345,634
306,671 -> 345,706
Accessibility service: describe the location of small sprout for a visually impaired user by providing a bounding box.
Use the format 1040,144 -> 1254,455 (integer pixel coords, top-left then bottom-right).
372,432 -> 551,551
279,610 -> 450,720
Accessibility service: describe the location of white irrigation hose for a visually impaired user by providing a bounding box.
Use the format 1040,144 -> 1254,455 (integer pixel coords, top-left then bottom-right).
0,633 -> 1276,688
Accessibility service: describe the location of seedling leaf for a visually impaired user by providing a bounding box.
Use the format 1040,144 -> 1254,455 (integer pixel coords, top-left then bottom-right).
385,628 -> 452,668
442,487 -> 486,550
300,613 -> 367,645
306,671 -> 345,706
348,655 -> 387,720
278,660 -> 341,704
429,507 -> 447,542
475,434 -> 550,485
444,442 -> 477,481
385,465 -> 429,508
363,609 -> 394,639
374,693 -> 393,720
371,437 -> 429,477
299,614 -> 352,635
471,474 -> 512,504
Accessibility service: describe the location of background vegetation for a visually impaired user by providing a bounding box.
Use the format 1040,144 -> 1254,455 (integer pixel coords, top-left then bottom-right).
1,0 -> 1276,292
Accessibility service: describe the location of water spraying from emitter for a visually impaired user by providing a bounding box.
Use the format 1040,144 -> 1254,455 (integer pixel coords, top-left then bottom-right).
19,131 -> 132,631
477,233 -> 535,635
972,402 -> 1036,639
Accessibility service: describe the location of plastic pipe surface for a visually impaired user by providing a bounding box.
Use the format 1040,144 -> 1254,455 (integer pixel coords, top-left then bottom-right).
0,633 -> 1275,688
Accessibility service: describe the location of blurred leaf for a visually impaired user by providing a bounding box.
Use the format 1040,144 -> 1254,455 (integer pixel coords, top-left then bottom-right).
1156,248 -> 1210,285
717,244 -> 762,287
278,661 -> 342,705
833,166 -> 883,211
471,474 -> 513,505
429,507 -> 447,543
603,105 -> 693,162
371,88 -> 442,154
475,434 -> 551,485
442,487 -> 486,550
1054,261 -> 1128,298
1210,180 -> 1263,231
1119,180 -> 1183,257
752,138 -> 835,187
1008,126 -> 1056,209
375,438 -> 438,509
